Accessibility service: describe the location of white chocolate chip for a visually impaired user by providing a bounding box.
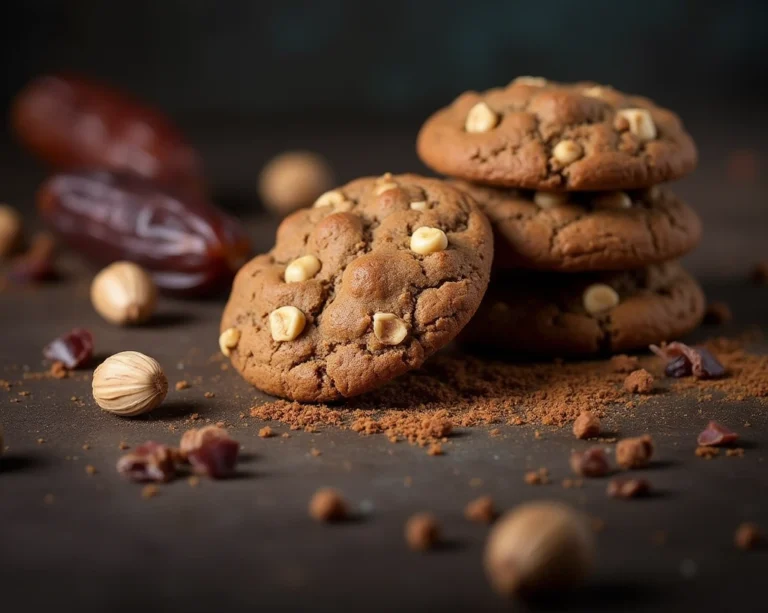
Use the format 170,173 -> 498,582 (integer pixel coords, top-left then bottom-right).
533,191 -> 569,209
313,190 -> 347,208
284,255 -> 322,283
617,108 -> 657,142
410,201 -> 428,211
465,102 -> 499,133
410,226 -> 448,255
582,284 -> 620,315
375,182 -> 399,196
553,140 -> 583,165
593,191 -> 632,210
582,86 -> 609,99
372,312 -> 408,346
269,306 -> 307,342
218,328 -> 241,357
514,76 -> 547,87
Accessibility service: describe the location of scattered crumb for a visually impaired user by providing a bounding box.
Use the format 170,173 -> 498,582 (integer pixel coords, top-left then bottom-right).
188,476 -> 200,487
427,443 -> 443,456
190,413 -> 200,421
85,465 -> 97,476
310,448 -> 322,457
36,438 -> 45,445
281,432 -> 291,439
404,476 -> 413,487
464,496 -> 497,524
405,513 -> 441,551
704,302 -> 732,325
118,441 -> 130,450
611,354 -> 640,373
204,392 -> 215,399
534,430 -> 543,440
82,444 -> 91,451
616,435 -> 654,468
309,488 -> 348,522
624,369 -> 654,394
18,391 -> 30,397
607,477 -> 651,499
259,426 -> 275,438
50,361 -> 69,379
175,380 -> 190,391
561,478 -> 584,489
43,494 -> 55,505
524,467 -> 550,485
695,446 -> 720,459
141,485 -> 159,499
572,411 -> 601,439
726,448 -> 745,458
489,428 -> 501,437
735,522 -> 764,550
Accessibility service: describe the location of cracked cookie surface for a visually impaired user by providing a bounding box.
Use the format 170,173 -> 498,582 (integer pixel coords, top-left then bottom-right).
417,78 -> 697,191
221,174 -> 493,402
455,182 -> 702,272
459,262 -> 704,356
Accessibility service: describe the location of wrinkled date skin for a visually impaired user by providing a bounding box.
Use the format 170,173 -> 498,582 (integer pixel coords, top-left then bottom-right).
38,171 -> 251,297
12,74 -> 205,197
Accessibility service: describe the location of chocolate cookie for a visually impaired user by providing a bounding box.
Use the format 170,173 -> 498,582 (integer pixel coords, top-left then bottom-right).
455,182 -> 702,272
220,174 -> 493,402
460,262 -> 704,356
417,77 -> 697,191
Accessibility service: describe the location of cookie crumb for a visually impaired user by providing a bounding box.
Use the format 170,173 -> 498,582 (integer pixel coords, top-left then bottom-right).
50,361 -> 69,379
735,522 -> 764,550
36,437 -> 45,445
570,447 -> 610,477
310,448 -> 322,457
190,413 -> 200,421
561,478 -> 583,489
704,302 -> 732,325
464,496 -> 497,524
610,354 -> 640,373
258,426 -> 275,438
616,435 -> 654,468
607,477 -> 651,499
18,390 -> 31,397
405,512 -> 441,551
188,476 -> 200,487
175,380 -> 190,391
695,446 -> 720,459
572,411 -> 601,439
82,443 -> 91,451
624,369 -> 654,394
489,428 -> 501,437
534,430 -> 543,440
85,464 -> 97,476
726,448 -> 745,457
204,391 -> 215,399
524,467 -> 550,485
281,432 -> 291,438
118,441 -> 130,450
309,488 -> 348,522
427,443 -> 443,456
141,485 -> 159,499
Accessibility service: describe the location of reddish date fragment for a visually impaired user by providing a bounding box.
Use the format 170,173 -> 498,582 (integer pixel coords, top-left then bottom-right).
43,328 -> 93,369
650,342 -> 725,379
12,74 -> 205,197
697,421 -> 738,447
38,171 -> 251,296
116,442 -> 177,483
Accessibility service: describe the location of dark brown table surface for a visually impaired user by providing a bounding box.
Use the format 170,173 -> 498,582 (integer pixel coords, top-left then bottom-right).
1,110 -> 768,612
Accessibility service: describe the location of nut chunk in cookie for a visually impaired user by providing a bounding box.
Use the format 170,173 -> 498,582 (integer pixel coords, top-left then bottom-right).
220,174 -> 493,402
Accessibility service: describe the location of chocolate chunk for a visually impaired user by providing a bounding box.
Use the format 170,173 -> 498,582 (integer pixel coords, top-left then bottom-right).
697,421 -> 738,447
187,437 -> 239,479
607,478 -> 651,499
650,342 -> 725,379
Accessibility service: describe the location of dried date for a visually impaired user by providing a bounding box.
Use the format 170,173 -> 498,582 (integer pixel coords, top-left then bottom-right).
38,171 -> 251,297
12,74 -> 205,197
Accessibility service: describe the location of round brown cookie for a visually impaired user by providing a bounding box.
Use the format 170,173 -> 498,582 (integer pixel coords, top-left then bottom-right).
459,262 -> 704,356
417,77 -> 697,191
454,182 -> 702,272
220,173 -> 493,402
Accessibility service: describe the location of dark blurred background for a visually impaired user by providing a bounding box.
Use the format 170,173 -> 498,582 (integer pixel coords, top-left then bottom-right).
0,0 -> 766,276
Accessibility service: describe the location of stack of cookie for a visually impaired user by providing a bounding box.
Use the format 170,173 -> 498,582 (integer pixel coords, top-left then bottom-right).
417,77 -> 705,356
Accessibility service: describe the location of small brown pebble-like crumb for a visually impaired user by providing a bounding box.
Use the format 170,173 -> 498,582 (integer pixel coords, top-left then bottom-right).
624,369 -> 654,394
695,446 -> 720,459
489,428 -> 501,437
534,430 -> 543,440
561,478 -> 584,489
464,496 -> 497,524
750,261 -> 768,285
309,488 -> 348,522
118,441 -> 130,450
726,448 -> 745,457
82,444 -> 91,451
310,448 -> 322,457
281,432 -> 291,438
50,361 -> 69,379
524,467 -> 550,485
18,391 -> 30,397
427,443 -> 443,456
141,485 -> 159,499
175,380 -> 190,391
610,354 -> 640,373
189,413 -> 200,421
405,512 -> 441,551
735,522 -> 764,550
616,435 -> 654,469
36,438 -> 45,444
258,426 -> 275,438
704,302 -> 732,325
204,391 -> 215,399
572,411 -> 601,440
188,476 -> 200,487
570,447 -> 610,478
607,477 -> 651,499
85,465 -> 97,476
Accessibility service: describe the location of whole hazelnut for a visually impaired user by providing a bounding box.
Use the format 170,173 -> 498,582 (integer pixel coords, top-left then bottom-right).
92,351 -> 168,417
90,262 -> 157,326
0,204 -> 23,258
258,151 -> 335,216
485,501 -> 595,598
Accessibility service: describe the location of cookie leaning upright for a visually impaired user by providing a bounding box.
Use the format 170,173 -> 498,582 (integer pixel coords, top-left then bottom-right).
220,174 -> 493,402
417,77 -> 697,191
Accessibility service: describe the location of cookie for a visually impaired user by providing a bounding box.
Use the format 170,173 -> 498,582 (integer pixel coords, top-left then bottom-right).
417,77 -> 697,191
460,262 -> 704,356
455,182 -> 702,272
220,174 -> 493,402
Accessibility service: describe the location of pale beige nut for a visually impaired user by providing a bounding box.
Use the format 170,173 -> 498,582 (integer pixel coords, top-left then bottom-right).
90,261 -> 157,326
465,102 -> 499,133
410,226 -> 448,255
583,284 -> 620,315
409,201 -> 428,211
0,204 -> 23,258
593,191 -> 632,210
92,351 -> 168,417
533,191 -> 569,209
375,181 -> 400,196
313,190 -> 347,209
552,140 -> 583,165
269,306 -> 307,341
284,254 -> 322,283
218,327 -> 241,357
373,312 -> 408,345
514,76 -> 548,87
258,151 -> 334,215
617,108 -> 657,142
